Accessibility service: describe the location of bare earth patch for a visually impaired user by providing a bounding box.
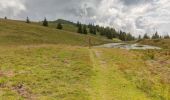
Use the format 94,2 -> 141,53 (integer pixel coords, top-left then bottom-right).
0,70 -> 15,77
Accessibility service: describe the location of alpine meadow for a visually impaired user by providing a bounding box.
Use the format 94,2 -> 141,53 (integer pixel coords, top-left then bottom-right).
0,0 -> 170,100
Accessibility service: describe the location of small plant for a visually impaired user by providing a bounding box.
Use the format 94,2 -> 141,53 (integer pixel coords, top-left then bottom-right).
146,50 -> 155,60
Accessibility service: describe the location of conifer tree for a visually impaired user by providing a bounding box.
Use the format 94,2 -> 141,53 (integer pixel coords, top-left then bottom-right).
77,21 -> 80,27
89,24 -> 96,35
138,35 -> 141,40
92,26 -> 97,35
83,25 -> 87,34
143,33 -> 150,39
43,17 -> 48,27
4,16 -> 7,20
26,17 -> 30,23
57,23 -> 63,30
152,32 -> 160,39
77,23 -> 82,33
164,34 -> 170,39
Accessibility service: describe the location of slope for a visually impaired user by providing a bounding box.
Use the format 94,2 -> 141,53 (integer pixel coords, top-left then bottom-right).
138,39 -> 170,49
0,19 -> 111,46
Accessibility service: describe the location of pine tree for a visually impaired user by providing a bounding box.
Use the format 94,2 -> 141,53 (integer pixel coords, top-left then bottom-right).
26,17 -> 30,23
143,33 -> 150,39
83,25 -> 87,34
89,25 -> 96,35
99,27 -> 105,36
89,24 -> 93,34
119,30 -> 126,41
152,32 -> 160,39
4,16 -> 7,20
77,23 -> 82,33
92,26 -> 96,35
43,17 -> 48,27
57,23 -> 63,30
105,27 -> 112,39
164,34 -> 170,39
138,35 -> 141,40
77,21 -> 80,27
126,33 -> 134,41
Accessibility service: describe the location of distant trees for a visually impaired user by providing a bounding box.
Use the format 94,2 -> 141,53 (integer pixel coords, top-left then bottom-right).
75,20 -> 170,41
43,18 -> 48,27
164,34 -> 170,39
143,33 -> 150,39
82,25 -> 87,34
77,22 -> 83,34
138,35 -> 142,40
77,22 -> 87,34
4,16 -> 7,20
137,31 -> 170,40
88,24 -> 96,35
26,17 -> 30,23
152,32 -> 160,39
57,23 -> 63,30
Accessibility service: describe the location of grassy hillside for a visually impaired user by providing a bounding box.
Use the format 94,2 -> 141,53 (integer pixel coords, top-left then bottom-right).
1,45 -> 169,100
0,19 -> 169,100
138,39 -> 170,49
0,45 -> 93,99
0,19 -> 111,46
90,48 -> 170,100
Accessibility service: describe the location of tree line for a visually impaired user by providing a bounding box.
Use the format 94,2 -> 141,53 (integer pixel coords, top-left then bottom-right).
139,32 -> 170,40
76,22 -> 170,41
4,16 -> 170,40
26,17 -> 63,30
76,22 -> 135,41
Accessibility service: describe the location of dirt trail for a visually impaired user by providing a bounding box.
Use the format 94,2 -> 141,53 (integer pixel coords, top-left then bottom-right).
89,48 -> 151,100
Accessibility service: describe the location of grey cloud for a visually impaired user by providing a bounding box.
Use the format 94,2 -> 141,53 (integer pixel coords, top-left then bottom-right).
120,0 -> 153,6
0,0 -> 170,36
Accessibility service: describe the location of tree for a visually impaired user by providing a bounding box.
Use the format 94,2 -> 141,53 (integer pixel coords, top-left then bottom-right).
57,23 -> 63,30
89,25 -> 96,35
4,16 -> 7,20
26,17 -> 30,23
77,21 -> 80,27
119,30 -> 127,41
77,23 -> 82,33
138,35 -> 141,40
164,34 -> 170,39
126,33 -> 134,41
82,25 -> 87,34
143,33 -> 150,39
152,31 -> 160,39
105,27 -> 113,39
43,17 -> 48,27
89,24 -> 93,34
92,26 -> 97,35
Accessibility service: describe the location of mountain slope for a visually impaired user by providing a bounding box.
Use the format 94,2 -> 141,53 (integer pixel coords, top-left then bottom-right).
139,39 -> 170,49
0,19 -> 111,46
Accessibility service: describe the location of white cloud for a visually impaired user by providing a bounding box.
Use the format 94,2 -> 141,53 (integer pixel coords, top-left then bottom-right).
90,0 -> 170,36
0,0 -> 170,36
0,0 -> 26,17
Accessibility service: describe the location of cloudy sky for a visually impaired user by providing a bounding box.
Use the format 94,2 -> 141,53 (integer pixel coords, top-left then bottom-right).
0,0 -> 170,36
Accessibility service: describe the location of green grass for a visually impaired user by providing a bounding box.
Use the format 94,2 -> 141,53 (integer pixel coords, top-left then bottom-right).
139,39 -> 170,49
89,49 -> 151,100
0,45 -> 169,100
0,45 -> 93,100
90,48 -> 170,100
49,21 -> 77,33
0,19 -> 111,46
0,19 -> 169,100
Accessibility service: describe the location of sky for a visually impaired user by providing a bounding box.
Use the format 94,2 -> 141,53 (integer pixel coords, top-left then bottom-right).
0,0 -> 170,36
